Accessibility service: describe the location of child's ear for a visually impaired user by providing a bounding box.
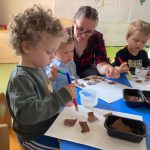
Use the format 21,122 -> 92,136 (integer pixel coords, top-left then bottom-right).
126,35 -> 129,42
21,41 -> 32,54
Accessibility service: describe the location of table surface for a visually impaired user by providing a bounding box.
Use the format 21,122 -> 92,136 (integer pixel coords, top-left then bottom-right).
59,73 -> 150,150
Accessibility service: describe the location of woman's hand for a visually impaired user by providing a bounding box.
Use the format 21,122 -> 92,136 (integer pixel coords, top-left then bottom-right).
97,62 -> 120,78
106,65 -> 120,78
49,66 -> 58,81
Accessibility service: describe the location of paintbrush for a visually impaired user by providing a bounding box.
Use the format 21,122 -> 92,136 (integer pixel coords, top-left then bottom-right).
50,64 -> 66,75
50,66 -> 78,111
57,70 -> 67,75
118,57 -> 132,80
66,72 -> 79,112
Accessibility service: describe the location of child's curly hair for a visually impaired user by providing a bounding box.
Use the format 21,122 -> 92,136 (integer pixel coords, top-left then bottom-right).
9,5 -> 65,55
127,20 -> 150,37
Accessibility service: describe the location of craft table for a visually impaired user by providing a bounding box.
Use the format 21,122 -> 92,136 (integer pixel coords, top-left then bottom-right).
47,73 -> 150,150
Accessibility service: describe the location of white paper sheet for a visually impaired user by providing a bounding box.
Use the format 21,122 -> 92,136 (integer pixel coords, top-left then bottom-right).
45,106 -> 146,150
129,75 -> 150,91
75,76 -> 130,103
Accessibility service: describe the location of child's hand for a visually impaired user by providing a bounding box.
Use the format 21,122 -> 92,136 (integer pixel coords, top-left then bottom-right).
49,66 -> 58,81
65,101 -> 73,107
119,62 -> 129,73
64,83 -> 76,99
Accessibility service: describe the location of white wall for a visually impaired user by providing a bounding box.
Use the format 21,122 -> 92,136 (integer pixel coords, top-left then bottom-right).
1,0 -> 150,46
98,23 -> 128,46
54,0 -> 150,23
54,0 -> 150,46
0,0 -> 55,24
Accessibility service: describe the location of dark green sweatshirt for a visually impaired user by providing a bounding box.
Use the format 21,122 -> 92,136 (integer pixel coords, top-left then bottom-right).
6,65 -> 72,141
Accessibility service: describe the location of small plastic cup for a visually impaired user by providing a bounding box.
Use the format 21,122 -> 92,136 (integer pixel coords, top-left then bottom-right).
79,89 -> 98,107
135,67 -> 148,77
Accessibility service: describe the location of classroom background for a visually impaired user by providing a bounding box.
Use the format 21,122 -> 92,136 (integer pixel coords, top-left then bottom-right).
0,0 -> 150,149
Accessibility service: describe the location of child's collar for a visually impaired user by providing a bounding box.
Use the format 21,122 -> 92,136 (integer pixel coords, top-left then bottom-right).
127,46 -> 140,56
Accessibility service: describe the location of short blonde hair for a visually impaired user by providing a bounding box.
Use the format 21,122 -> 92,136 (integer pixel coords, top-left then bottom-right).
58,33 -> 74,49
9,5 -> 65,55
127,20 -> 150,37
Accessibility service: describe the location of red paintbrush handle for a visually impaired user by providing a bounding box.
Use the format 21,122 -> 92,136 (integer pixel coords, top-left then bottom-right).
73,99 -> 77,106
73,99 -> 79,112
118,57 -> 124,64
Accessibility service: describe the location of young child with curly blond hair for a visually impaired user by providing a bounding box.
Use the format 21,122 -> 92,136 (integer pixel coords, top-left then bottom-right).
6,5 -> 76,149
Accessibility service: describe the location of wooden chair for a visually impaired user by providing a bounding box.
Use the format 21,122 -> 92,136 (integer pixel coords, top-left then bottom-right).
0,124 -> 9,150
0,93 -> 24,150
0,93 -> 11,150
0,93 -> 11,127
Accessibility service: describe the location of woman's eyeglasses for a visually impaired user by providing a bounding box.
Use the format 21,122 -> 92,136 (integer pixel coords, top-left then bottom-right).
75,24 -> 94,36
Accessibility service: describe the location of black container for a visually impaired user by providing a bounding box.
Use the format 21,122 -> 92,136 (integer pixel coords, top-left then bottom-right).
142,90 -> 150,108
123,89 -> 144,107
104,115 -> 147,143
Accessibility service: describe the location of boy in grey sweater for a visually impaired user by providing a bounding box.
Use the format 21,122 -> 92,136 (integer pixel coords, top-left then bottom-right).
6,5 -> 76,149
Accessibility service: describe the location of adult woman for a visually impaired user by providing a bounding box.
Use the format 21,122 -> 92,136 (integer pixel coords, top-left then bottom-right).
68,6 -> 120,78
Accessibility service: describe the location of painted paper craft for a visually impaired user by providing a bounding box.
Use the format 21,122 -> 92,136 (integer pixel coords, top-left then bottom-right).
88,112 -> 98,122
64,119 -> 77,127
79,121 -> 90,133
45,105 -> 146,150
74,76 -> 130,103
129,75 -> 150,91
110,118 -> 132,133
